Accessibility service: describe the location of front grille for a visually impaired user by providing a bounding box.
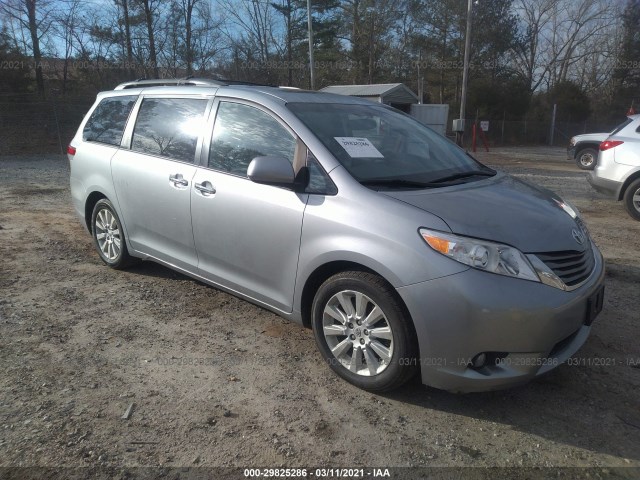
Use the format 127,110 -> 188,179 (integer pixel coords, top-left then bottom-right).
535,247 -> 595,287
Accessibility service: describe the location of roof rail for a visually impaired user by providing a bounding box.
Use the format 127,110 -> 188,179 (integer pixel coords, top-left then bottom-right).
113,77 -> 274,90
114,77 -> 225,90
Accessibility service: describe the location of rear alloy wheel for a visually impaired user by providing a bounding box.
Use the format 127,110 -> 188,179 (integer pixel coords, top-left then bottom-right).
91,199 -> 137,269
623,178 -> 640,221
311,271 -> 418,392
576,148 -> 597,170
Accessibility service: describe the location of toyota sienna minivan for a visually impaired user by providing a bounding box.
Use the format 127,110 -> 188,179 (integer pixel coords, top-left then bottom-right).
68,79 -> 605,393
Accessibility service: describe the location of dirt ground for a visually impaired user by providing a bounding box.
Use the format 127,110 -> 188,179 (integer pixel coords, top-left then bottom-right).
1,146 -> 639,478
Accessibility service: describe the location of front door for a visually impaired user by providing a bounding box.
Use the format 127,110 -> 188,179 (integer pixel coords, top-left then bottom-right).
191,100 -> 308,312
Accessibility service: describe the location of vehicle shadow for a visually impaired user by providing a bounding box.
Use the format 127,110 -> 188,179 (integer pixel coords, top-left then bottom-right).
122,258 -> 640,463
382,277 -> 640,464
126,260 -> 202,282
383,367 -> 640,462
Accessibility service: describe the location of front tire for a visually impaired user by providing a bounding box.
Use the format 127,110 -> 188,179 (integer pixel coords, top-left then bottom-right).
576,148 -> 597,170
311,271 -> 418,392
91,199 -> 137,269
623,178 -> 640,221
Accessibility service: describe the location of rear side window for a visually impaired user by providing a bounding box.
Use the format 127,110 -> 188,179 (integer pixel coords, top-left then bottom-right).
209,102 -> 296,175
611,118 -> 632,135
83,96 -> 137,146
131,98 -> 208,163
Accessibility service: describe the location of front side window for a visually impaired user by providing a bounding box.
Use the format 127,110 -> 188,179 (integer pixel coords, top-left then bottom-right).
83,95 -> 137,146
208,102 -> 296,176
306,154 -> 337,195
288,102 -> 494,189
131,97 -> 208,163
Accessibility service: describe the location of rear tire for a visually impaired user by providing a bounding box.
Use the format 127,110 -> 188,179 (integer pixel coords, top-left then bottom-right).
311,271 -> 418,392
91,199 -> 137,269
623,178 -> 640,221
575,148 -> 597,170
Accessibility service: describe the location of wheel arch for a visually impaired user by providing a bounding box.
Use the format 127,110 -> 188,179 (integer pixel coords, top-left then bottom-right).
84,191 -> 108,233
619,170 -> 640,201
574,142 -> 600,157
299,260 -> 416,339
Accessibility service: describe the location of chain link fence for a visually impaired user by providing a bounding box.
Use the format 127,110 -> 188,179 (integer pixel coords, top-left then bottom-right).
0,95 -> 94,155
453,118 -> 621,149
0,94 -> 625,155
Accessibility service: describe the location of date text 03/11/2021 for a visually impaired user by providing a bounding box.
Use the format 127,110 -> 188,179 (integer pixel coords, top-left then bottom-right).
243,468 -> 391,477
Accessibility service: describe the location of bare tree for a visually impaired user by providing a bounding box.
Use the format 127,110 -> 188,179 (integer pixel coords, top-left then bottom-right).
510,0 -> 559,92
180,0 -> 198,75
139,0 -> 160,77
546,0 -> 619,90
0,0 -> 54,97
511,0 -> 621,93
113,0 -> 135,75
51,0 -> 85,94
221,0 -> 277,64
190,1 -> 223,73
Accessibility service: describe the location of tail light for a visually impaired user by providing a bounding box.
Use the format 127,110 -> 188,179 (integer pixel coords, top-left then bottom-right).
67,144 -> 76,156
599,140 -> 623,151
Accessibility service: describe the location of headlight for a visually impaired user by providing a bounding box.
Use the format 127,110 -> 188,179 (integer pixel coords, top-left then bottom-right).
569,137 -> 576,146
419,229 -> 540,282
554,198 -> 590,239
554,197 -> 579,219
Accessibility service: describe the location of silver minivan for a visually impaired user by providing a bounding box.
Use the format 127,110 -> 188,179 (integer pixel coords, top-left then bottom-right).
69,79 -> 605,393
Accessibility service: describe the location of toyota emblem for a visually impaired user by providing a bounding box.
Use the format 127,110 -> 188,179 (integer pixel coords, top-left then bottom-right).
572,228 -> 585,245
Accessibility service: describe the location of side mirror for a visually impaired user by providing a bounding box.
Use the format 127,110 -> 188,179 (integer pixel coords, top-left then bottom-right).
247,156 -> 295,186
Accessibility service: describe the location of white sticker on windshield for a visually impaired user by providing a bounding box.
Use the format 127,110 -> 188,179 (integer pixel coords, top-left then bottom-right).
334,137 -> 384,158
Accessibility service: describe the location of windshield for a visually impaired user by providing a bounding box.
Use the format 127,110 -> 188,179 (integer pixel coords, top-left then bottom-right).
287,102 -> 494,187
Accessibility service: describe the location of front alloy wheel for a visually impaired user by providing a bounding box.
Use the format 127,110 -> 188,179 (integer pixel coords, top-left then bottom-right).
312,271 -> 418,392
322,290 -> 394,376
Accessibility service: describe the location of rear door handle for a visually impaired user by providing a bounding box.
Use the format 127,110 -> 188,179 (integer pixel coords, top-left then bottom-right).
169,173 -> 189,187
195,181 -> 216,196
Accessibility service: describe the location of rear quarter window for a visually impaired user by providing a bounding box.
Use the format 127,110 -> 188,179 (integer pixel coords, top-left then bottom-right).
83,96 -> 137,146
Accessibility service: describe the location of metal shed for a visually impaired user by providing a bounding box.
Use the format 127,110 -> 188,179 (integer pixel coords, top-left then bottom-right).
320,83 -> 419,112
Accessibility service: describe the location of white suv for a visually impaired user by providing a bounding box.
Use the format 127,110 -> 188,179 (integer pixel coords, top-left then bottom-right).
568,132 -> 610,170
588,115 -> 640,220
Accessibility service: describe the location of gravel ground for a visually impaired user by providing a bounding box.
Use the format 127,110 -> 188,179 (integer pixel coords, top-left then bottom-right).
0,147 -> 639,478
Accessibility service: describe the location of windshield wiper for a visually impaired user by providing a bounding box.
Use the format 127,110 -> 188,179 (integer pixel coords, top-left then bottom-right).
428,170 -> 495,184
360,178 -> 436,189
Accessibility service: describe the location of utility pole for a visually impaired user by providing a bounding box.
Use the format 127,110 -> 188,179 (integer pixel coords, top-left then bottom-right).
455,0 -> 473,147
307,0 -> 315,90
549,103 -> 557,146
417,51 -> 422,104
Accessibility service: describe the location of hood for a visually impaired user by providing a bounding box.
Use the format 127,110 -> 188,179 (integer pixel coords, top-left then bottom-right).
382,173 -> 587,253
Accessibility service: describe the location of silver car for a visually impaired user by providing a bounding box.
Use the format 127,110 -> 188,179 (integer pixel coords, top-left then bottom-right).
69,79 -> 605,393
588,114 -> 640,221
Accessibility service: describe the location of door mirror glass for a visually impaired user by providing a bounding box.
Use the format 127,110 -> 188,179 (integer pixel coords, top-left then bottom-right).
247,156 -> 295,186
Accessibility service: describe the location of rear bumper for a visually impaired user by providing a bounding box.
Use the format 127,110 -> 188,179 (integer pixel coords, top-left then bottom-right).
396,243 -> 605,393
587,172 -> 621,198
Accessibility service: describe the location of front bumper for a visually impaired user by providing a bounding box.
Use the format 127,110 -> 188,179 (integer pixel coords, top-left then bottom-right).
567,146 -> 576,160
396,243 -> 605,393
587,172 -> 621,198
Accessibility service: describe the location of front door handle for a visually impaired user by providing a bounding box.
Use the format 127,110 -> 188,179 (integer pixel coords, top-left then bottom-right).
195,181 -> 216,196
169,173 -> 189,187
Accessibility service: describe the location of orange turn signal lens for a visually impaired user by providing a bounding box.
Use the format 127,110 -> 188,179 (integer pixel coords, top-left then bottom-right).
421,234 -> 451,254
